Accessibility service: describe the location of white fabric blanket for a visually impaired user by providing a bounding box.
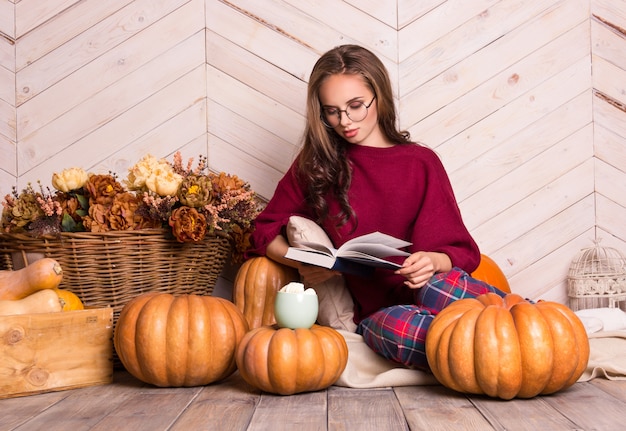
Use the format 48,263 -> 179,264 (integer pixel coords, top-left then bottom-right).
575,307 -> 626,381
578,330 -> 626,381
333,308 -> 626,388
333,330 -> 437,388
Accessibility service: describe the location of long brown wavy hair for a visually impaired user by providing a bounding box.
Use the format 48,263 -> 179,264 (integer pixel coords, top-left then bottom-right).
297,44 -> 411,228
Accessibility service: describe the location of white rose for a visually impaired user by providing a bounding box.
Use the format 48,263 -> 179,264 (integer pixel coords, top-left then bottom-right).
51,167 -> 89,192
126,154 -> 159,190
145,168 -> 183,197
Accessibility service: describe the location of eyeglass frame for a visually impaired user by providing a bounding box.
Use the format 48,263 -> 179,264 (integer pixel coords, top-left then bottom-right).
320,96 -> 377,128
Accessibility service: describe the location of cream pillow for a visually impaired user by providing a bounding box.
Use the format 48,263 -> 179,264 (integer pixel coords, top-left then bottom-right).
286,216 -> 357,332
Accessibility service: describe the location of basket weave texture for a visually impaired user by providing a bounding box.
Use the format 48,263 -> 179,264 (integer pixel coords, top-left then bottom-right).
0,229 -> 231,322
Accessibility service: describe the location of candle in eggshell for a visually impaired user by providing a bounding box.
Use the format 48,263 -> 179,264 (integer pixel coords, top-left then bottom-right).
274,282 -> 319,329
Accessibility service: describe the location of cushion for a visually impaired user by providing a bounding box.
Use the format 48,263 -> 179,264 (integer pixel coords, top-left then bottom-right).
286,216 -> 357,332
286,215 -> 334,248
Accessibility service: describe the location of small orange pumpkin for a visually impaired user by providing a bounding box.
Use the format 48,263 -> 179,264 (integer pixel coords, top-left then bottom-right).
471,254 -> 511,293
233,256 -> 299,329
54,289 -> 84,311
114,292 -> 248,387
236,324 -> 348,395
425,293 -> 589,399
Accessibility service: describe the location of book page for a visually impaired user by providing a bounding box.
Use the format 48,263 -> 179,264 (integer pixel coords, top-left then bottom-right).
336,252 -> 403,269
339,244 -> 410,259
292,241 -> 337,257
284,247 -> 335,268
339,232 -> 411,250
338,232 -> 411,257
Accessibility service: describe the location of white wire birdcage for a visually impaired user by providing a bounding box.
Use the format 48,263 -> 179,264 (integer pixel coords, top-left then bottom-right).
567,241 -> 626,311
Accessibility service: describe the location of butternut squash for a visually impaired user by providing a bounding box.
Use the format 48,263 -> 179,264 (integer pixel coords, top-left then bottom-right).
0,289 -> 63,316
0,258 -> 64,300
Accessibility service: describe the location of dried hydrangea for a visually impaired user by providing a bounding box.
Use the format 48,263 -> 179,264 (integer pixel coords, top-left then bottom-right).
178,174 -> 213,208
1,183 -> 62,235
169,206 -> 207,243
85,174 -> 124,206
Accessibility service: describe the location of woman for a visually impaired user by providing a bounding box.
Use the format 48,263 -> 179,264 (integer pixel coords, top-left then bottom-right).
246,44 -> 506,370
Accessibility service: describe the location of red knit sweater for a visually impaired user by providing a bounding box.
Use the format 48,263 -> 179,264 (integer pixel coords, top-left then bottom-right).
247,143 -> 480,322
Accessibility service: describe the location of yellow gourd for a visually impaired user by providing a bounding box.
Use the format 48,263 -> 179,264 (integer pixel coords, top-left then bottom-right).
0,289 -> 63,316
0,258 -> 64,300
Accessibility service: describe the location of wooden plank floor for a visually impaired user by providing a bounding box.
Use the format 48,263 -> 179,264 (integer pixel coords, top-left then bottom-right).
2,370 -> 626,431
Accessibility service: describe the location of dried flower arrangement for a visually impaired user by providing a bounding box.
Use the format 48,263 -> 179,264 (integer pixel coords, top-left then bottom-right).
1,152 -> 260,262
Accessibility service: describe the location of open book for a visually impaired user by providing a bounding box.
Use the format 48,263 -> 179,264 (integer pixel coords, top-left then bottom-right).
285,232 -> 411,276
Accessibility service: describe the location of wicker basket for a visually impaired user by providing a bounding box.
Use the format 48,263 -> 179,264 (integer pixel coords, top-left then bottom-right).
0,229 -> 231,322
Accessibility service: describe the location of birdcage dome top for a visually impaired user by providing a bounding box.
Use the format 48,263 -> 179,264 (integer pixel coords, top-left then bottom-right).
568,241 -> 626,280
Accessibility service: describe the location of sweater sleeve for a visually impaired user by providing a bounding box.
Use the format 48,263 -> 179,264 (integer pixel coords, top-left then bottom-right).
409,149 -> 480,272
245,163 -> 314,258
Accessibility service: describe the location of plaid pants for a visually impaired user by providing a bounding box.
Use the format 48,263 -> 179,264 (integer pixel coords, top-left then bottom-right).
356,268 -> 507,371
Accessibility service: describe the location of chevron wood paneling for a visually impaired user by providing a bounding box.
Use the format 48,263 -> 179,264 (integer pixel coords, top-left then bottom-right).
592,0 -> 626,265
0,0 -> 625,303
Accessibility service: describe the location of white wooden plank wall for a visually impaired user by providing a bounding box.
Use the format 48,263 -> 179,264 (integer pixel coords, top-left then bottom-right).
0,0 -> 625,304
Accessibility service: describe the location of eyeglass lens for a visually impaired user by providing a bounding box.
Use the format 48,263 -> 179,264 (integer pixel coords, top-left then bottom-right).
322,97 -> 375,127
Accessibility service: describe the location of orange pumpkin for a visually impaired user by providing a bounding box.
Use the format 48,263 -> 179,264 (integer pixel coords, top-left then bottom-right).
233,256 -> 299,329
425,293 -> 589,399
236,324 -> 348,395
471,254 -> 511,293
54,289 -> 84,311
114,292 -> 248,387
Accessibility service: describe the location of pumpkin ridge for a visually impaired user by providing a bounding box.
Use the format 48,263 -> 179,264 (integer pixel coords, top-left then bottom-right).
269,328 -> 299,395
437,322 -> 465,392
510,302 -> 554,398
492,306 -> 522,399
534,304 -> 578,394
190,296 -> 208,385
114,293 -> 158,382
294,328 -> 325,392
473,305 -> 519,398
536,302 -> 589,392
313,326 -> 348,388
137,294 -> 174,386
219,297 -> 247,378
166,295 -> 189,387
449,307 -> 482,394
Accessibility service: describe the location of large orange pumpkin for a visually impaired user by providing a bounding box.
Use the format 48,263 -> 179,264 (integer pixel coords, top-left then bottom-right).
471,254 -> 511,293
236,324 -> 348,395
114,292 -> 248,387
233,256 -> 299,329
425,293 -> 589,400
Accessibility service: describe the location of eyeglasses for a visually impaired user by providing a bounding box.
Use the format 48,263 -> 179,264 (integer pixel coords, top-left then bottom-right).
321,96 -> 376,128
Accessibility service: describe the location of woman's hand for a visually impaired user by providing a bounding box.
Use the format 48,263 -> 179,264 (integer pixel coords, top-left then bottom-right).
395,251 -> 452,289
297,263 -> 341,286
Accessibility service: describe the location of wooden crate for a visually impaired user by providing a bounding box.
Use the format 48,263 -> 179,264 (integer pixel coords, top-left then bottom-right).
0,307 -> 114,399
